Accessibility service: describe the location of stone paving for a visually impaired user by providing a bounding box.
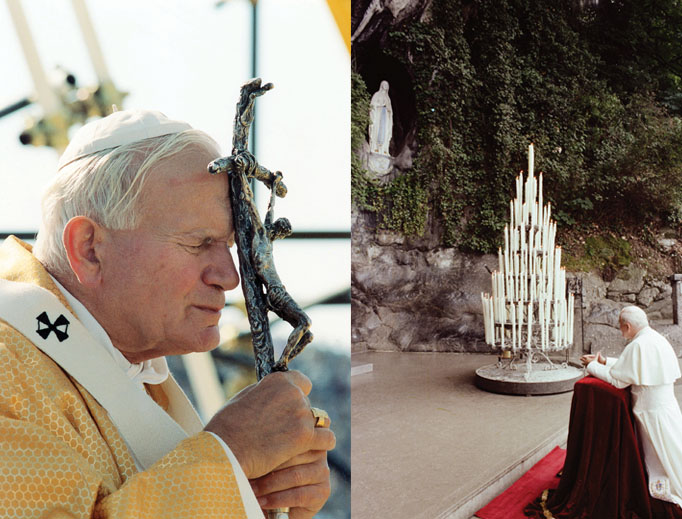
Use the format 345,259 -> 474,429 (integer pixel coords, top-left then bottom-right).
351,351 -> 682,519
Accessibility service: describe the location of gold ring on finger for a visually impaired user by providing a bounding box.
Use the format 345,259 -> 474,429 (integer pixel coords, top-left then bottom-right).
311,407 -> 330,428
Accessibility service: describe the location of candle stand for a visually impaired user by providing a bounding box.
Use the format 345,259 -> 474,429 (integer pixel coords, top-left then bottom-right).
476,144 -> 583,395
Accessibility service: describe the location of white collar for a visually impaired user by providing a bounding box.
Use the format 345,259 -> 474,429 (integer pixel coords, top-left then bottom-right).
49,275 -> 169,385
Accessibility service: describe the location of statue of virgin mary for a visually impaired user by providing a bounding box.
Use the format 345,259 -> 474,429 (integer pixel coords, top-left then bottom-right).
368,80 -> 393,156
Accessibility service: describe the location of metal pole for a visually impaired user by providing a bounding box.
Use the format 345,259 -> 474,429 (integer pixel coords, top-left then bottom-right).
5,0 -> 61,115
0,97 -> 31,119
70,0 -> 111,82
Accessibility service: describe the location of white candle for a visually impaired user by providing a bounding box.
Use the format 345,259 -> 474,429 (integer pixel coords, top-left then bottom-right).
500,312 -> 506,349
511,302 -> 516,352
517,175 -> 523,225
490,297 -> 495,344
518,302 -> 523,351
542,215 -> 548,253
559,300 -> 564,348
539,295 -> 545,351
559,267 -> 566,301
497,272 -> 506,310
561,299 -> 568,347
555,248 -> 562,300
527,302 -> 533,349
482,293 -> 489,343
553,302 -> 559,349
505,250 -> 511,300
548,299 -> 552,349
547,248 -> 554,301
568,292 -> 575,344
529,143 -> 535,177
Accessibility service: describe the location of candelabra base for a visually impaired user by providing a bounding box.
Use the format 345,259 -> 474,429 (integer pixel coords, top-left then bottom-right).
474,362 -> 584,396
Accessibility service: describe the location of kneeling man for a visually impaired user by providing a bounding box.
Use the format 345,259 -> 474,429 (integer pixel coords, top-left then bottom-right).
581,306 -> 682,508
0,109 -> 334,518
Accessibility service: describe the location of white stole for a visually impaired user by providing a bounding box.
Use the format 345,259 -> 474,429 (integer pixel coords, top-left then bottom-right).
0,277 -> 202,469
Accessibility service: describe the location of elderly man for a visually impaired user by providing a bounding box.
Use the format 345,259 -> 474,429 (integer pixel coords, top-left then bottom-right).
580,305 -> 682,509
0,110 -> 335,518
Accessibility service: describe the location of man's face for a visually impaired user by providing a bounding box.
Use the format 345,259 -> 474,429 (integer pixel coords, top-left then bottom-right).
97,145 -> 239,362
619,318 -> 635,340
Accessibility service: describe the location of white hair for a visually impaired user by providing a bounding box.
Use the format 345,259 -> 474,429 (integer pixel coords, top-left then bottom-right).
619,305 -> 649,331
34,129 -> 220,277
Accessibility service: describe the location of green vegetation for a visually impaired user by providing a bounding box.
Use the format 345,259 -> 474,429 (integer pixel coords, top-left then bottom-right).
352,0 -> 682,254
563,234 -> 632,274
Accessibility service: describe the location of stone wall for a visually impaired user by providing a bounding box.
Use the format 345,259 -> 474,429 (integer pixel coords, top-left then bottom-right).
352,212 -> 682,358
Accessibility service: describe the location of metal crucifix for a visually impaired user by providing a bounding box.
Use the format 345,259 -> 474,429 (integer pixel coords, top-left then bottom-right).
208,78 -> 313,381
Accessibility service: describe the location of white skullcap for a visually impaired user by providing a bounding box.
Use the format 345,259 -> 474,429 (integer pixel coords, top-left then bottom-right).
57,109 -> 192,170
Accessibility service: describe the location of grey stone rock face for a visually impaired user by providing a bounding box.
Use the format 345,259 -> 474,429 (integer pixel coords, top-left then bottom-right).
655,284 -> 673,302
586,302 -> 624,328
584,323 -> 625,358
353,207 -> 682,358
580,272 -> 608,302
607,265 -> 646,295
637,287 -> 659,307
352,0 -> 432,44
352,212 -> 496,352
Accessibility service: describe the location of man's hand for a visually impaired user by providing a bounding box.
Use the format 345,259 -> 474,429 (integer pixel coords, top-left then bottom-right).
204,370 -> 336,479
250,450 -> 331,519
580,351 -> 606,367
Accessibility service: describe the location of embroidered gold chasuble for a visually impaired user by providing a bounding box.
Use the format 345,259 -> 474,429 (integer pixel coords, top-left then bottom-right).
0,237 -> 248,518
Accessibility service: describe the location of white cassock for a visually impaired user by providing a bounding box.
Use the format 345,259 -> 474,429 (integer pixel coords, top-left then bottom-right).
587,326 -> 682,507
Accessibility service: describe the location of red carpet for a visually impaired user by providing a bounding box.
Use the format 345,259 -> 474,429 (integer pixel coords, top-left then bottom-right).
476,446 -> 566,519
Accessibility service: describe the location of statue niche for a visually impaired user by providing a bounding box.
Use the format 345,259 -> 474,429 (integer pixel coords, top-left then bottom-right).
367,80 -> 394,175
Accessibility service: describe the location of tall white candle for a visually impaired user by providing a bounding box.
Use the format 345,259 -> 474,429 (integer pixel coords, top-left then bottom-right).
517,175 -> 523,225
539,295 -> 545,351
482,293 -> 489,343
489,295 -> 493,345
518,302 -> 523,351
497,272 -> 507,312
568,292 -> 575,344
555,248 -> 562,300
527,302 -> 533,349
505,224 -> 509,252
500,312 -> 507,349
561,299 -> 568,347
553,301 -> 559,349
529,143 -> 535,177
511,302 -> 516,352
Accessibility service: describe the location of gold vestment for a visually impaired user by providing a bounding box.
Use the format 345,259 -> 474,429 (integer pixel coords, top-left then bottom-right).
0,237 -> 249,518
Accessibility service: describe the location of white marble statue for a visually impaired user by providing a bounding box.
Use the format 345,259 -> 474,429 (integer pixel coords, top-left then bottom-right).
369,80 -> 393,156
